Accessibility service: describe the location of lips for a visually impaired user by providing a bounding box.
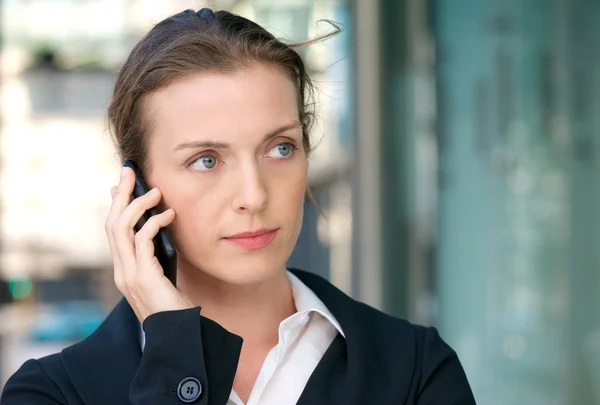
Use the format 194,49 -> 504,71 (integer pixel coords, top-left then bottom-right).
222,228 -> 279,251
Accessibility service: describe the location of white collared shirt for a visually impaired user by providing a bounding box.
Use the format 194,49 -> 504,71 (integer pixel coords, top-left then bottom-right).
140,271 -> 345,405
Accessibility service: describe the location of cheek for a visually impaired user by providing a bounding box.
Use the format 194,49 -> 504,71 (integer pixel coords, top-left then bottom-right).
159,180 -> 221,249
268,159 -> 308,229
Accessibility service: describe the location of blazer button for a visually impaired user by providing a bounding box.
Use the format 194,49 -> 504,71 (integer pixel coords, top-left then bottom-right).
177,377 -> 202,403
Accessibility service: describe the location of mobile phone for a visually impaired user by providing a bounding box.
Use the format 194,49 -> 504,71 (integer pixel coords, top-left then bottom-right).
122,160 -> 177,286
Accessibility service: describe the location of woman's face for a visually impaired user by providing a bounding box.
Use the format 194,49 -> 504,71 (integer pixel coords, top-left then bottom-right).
144,63 -> 308,285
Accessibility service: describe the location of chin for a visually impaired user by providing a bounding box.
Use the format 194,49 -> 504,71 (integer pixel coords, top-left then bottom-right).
183,253 -> 289,286
215,265 -> 284,285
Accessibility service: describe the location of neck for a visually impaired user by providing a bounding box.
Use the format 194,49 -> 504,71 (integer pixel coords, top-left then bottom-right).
176,262 -> 296,346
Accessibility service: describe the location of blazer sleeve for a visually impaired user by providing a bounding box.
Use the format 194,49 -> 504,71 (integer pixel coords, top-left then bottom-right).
131,307 -> 243,405
416,327 -> 477,405
1,359 -> 68,404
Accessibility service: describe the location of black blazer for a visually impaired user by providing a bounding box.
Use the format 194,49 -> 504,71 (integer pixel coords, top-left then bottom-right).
1,269 -> 476,405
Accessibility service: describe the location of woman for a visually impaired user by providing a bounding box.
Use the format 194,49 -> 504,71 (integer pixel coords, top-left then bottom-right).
1,8 -> 476,405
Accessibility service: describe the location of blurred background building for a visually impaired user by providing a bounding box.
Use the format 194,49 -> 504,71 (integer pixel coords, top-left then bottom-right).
0,0 -> 598,404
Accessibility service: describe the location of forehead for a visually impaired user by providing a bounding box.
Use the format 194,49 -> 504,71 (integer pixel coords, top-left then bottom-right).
145,63 -> 299,146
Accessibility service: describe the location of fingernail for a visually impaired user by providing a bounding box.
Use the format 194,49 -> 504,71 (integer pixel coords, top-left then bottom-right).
120,167 -> 126,181
149,187 -> 159,196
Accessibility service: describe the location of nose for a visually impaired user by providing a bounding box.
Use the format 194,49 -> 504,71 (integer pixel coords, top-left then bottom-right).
232,163 -> 268,214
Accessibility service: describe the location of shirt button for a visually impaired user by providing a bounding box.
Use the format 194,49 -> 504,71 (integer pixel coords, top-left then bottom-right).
177,377 -> 202,403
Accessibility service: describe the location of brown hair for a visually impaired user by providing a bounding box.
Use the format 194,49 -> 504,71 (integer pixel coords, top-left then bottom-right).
107,7 -> 339,176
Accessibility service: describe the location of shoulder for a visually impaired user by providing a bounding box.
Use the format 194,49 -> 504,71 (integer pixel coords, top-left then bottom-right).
347,293 -> 452,368
1,298 -> 136,404
356,297 -> 442,349
361,302 -> 459,372
352,293 -> 477,403
339,288 -> 475,403
1,353 -> 75,404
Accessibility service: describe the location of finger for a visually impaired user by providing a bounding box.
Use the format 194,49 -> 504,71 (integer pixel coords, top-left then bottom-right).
132,209 -> 176,281
106,168 -> 136,289
107,167 -> 135,228
113,187 -> 164,278
123,209 -> 175,290
108,186 -> 119,272
119,187 -> 163,231
105,188 -> 124,289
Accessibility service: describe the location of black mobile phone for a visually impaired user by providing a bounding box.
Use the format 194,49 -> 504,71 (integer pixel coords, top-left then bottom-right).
122,160 -> 177,286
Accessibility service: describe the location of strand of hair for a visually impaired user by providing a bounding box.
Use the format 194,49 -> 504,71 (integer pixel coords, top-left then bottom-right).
289,19 -> 344,48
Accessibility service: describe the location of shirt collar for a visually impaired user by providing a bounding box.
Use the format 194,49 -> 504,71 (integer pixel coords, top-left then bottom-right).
286,270 -> 345,338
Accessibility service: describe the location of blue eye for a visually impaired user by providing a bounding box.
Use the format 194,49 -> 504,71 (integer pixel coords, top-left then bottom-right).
190,155 -> 218,171
267,143 -> 295,158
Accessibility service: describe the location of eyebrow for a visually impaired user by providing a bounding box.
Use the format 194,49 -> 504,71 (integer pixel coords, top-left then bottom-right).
173,121 -> 302,152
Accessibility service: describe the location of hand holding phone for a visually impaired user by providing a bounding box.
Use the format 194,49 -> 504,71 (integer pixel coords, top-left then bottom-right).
104,161 -> 193,323
123,160 -> 177,286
